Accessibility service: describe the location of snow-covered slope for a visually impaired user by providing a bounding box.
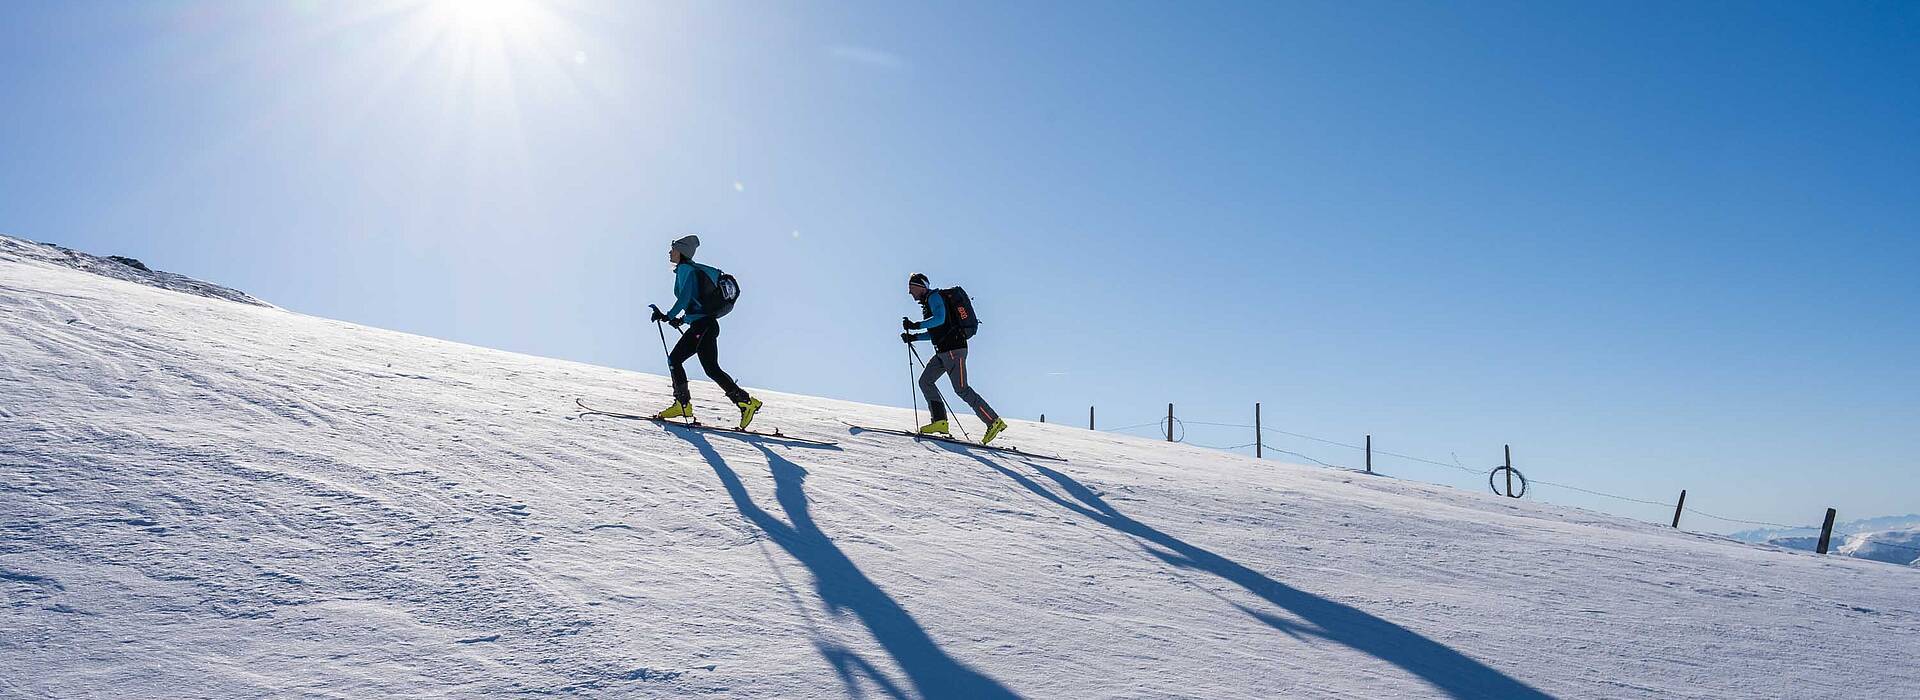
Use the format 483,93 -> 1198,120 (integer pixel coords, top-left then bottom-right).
2,243 -> 1916,699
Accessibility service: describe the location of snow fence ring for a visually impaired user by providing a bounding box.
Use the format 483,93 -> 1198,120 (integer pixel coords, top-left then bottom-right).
1488,466 -> 1528,498
1159,416 -> 1188,443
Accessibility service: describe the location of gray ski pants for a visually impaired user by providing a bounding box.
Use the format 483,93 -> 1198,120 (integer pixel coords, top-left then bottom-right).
919,348 -> 999,425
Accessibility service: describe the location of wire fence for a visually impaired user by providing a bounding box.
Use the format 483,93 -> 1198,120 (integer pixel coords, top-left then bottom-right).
1066,407 -> 1918,556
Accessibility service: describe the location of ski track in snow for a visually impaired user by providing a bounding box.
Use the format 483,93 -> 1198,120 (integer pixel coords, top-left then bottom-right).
3,244 -> 1918,699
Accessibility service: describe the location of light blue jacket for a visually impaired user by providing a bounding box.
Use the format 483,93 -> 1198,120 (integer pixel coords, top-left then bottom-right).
665,262 -> 720,324
907,291 -> 947,342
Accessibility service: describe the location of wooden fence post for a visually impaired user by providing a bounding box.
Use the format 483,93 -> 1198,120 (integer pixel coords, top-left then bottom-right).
1671,490 -> 1686,528
1166,403 -> 1174,441
1504,444 -> 1514,497
1254,403 -> 1262,458
1816,508 -> 1838,554
1365,435 -> 1372,474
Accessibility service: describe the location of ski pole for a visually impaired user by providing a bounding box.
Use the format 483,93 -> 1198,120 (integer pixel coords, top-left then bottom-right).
648,305 -> 672,360
907,342 -> 921,430
650,304 -> 697,424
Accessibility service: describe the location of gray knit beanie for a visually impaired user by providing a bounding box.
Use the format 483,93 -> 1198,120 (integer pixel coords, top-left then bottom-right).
671,235 -> 700,260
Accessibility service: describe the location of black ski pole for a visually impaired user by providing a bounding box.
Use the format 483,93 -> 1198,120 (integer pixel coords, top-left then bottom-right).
648,305 -> 673,359
649,304 -> 691,425
907,342 -> 921,430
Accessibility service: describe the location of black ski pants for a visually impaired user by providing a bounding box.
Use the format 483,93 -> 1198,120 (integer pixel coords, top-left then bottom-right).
668,318 -> 751,405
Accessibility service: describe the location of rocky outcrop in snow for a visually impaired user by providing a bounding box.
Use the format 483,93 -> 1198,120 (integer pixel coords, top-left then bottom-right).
0,233 -> 270,308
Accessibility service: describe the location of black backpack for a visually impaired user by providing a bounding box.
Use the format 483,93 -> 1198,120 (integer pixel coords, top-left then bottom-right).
695,265 -> 741,319
938,286 -> 979,339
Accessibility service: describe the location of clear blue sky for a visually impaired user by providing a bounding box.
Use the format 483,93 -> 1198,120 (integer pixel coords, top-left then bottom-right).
3,1 -> 1916,532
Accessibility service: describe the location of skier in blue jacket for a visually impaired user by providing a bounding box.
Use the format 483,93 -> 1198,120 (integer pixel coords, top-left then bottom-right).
651,235 -> 761,428
902,272 -> 1008,444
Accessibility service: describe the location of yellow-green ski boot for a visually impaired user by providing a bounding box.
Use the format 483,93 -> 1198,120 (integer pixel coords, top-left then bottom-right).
736,397 -> 763,430
981,418 -> 1009,445
655,401 -> 693,421
918,419 -> 950,436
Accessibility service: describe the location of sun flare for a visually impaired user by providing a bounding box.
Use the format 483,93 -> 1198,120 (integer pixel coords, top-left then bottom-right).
403,0 -> 582,101
433,0 -> 542,38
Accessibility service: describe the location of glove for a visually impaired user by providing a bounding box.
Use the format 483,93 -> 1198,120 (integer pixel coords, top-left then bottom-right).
650,307 -> 667,323
900,332 -> 915,344
901,317 -> 916,331
668,317 -> 685,329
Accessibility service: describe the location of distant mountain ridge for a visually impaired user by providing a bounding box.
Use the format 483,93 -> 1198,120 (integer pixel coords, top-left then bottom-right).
1837,528 -> 1920,567
1734,515 -> 1920,567
1731,514 -> 1920,544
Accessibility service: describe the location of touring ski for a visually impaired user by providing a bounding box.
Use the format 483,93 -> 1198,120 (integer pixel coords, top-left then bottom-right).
841,422 -> 1066,462
576,399 -> 839,447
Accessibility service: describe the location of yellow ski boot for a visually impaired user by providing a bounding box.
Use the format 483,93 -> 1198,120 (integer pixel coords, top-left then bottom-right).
917,419 -> 951,436
736,397 -> 763,430
981,418 -> 1009,445
655,401 -> 693,421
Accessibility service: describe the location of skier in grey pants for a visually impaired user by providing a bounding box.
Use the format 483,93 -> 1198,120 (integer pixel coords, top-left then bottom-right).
902,272 -> 1009,444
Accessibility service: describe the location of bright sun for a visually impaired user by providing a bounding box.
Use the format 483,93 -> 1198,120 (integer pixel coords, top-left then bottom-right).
433,0 -> 542,37
407,0 -> 579,87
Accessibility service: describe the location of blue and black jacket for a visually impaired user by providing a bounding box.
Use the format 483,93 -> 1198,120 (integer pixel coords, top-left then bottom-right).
664,261 -> 723,325
908,290 -> 966,352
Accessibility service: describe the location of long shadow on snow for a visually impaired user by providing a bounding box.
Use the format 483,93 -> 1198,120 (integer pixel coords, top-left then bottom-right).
938,443 -> 1552,700
669,429 -> 1020,699
581,410 -> 844,451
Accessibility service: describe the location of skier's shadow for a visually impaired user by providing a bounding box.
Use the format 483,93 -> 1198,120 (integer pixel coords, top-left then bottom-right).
939,443 -> 1554,700
670,430 -> 1019,700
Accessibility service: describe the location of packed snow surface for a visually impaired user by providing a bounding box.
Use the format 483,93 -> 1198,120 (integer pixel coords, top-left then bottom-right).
2,238 -> 1917,699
